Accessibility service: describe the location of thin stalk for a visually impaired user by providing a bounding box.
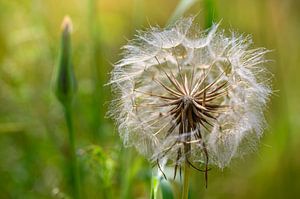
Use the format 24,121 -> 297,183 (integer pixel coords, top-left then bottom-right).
64,104 -> 80,199
182,161 -> 190,199
150,174 -> 159,199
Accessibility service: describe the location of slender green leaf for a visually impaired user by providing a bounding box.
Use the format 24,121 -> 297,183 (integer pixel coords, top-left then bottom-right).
204,0 -> 217,28
160,180 -> 174,199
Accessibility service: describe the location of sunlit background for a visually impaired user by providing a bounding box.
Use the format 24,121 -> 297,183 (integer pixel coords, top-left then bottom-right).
0,0 -> 299,198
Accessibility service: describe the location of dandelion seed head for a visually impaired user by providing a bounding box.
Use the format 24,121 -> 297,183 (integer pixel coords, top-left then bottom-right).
109,17 -> 272,171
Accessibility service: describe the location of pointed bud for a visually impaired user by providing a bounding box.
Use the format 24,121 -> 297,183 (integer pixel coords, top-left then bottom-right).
53,16 -> 77,107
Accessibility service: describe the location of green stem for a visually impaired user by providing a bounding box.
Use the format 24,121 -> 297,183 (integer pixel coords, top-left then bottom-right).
150,173 -> 159,199
64,104 -> 80,199
182,161 -> 190,199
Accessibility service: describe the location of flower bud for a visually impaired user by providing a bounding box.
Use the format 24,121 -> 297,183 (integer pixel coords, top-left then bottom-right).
53,16 -> 77,107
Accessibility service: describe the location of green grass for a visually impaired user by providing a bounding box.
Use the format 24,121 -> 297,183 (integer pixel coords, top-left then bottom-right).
0,0 -> 300,198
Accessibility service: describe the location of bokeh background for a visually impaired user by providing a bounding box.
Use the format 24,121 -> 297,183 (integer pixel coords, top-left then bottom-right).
0,0 -> 299,198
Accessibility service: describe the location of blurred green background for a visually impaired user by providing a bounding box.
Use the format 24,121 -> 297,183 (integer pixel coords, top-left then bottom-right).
0,0 -> 299,198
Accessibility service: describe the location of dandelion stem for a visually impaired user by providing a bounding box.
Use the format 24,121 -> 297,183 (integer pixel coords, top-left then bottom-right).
182,161 -> 190,199
64,104 -> 80,199
150,173 -> 159,199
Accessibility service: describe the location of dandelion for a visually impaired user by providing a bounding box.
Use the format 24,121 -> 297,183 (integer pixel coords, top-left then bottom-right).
109,17 -> 271,189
